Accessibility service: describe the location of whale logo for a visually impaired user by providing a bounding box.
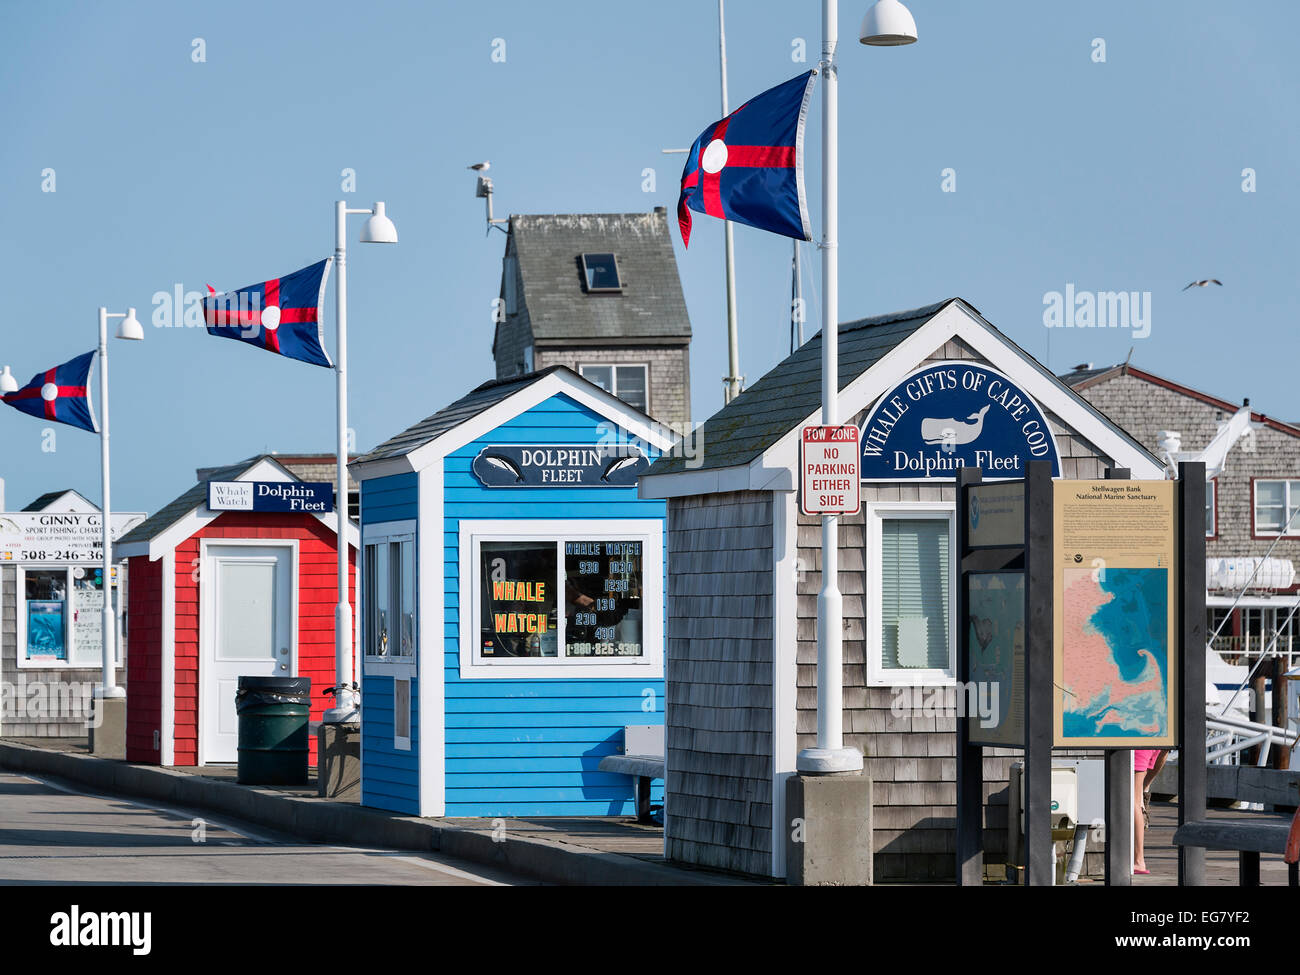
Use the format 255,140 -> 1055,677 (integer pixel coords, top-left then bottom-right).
921,404 -> 991,448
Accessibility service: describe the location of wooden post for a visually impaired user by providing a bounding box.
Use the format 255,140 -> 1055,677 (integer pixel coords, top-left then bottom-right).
1178,462 -> 1207,886
1103,467 -> 1132,886
1274,657 -> 1290,771
955,467 -> 984,886
1024,461 -> 1054,886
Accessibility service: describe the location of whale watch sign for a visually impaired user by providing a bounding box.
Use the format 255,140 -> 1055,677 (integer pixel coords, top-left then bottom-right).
859,362 -> 1061,480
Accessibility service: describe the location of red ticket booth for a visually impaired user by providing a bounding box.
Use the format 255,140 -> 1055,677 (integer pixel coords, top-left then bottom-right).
118,455 -> 357,766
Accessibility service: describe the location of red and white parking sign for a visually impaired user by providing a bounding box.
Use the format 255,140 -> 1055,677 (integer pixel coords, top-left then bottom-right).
800,425 -> 861,516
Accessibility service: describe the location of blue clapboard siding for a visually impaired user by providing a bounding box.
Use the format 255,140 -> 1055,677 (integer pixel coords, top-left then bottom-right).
443,392 -> 666,817
359,472 -> 420,814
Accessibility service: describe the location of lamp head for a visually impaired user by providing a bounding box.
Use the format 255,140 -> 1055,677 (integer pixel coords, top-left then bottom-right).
360,202 -> 398,244
0,366 -> 17,394
860,0 -> 918,46
116,308 -> 144,341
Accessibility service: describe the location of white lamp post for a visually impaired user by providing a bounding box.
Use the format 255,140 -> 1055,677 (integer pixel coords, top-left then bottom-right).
0,366 -> 17,395
797,0 -> 916,774
322,201 -> 397,725
98,306 -> 144,699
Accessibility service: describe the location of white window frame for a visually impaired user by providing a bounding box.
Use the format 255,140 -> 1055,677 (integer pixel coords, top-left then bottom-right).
15,564 -> 124,670
1205,478 -> 1216,538
865,501 -> 957,687
1253,479 -> 1300,537
458,517 -> 663,680
578,363 -> 649,415
361,520 -> 417,677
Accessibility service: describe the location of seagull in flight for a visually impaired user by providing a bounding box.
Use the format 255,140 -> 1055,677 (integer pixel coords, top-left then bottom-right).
467,161 -> 490,172
1182,279 -> 1222,290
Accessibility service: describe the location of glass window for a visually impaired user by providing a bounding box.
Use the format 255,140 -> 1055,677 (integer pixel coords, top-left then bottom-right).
1205,480 -> 1216,537
480,541 -> 558,658
881,518 -> 951,670
579,363 -> 648,415
564,540 -> 643,657
364,531 -> 415,659
580,252 -> 622,292
475,536 -> 647,663
25,570 -> 68,661
1255,479 -> 1300,535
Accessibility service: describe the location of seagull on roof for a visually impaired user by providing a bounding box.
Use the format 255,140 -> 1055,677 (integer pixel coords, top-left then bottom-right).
1182,279 -> 1222,290
467,161 -> 490,171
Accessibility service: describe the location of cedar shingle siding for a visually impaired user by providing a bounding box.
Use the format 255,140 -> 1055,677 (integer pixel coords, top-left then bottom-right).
665,492 -> 774,876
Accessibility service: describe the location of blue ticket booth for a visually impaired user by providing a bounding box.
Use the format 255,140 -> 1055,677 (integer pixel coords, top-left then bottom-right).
349,366 -> 677,817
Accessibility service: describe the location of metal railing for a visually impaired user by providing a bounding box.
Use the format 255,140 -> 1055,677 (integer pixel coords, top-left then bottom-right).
1206,715 -> 1299,767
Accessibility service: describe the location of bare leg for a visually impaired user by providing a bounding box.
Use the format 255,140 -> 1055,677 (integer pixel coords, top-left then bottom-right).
1133,769 -> 1147,872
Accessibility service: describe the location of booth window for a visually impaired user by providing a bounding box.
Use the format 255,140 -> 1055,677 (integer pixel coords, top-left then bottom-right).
1205,479 -> 1216,538
363,523 -> 416,665
1254,479 -> 1300,536
460,519 -> 663,679
866,505 -> 955,686
16,565 -> 123,669
579,364 -> 648,415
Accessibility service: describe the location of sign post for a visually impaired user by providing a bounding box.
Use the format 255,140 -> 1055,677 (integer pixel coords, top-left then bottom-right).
800,425 -> 860,516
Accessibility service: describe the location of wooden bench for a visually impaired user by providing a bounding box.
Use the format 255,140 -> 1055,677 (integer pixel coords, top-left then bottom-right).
598,725 -> 664,824
1172,814 -> 1299,886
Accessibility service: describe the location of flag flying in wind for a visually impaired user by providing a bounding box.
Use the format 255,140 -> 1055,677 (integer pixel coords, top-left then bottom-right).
1,350 -> 98,433
677,70 -> 816,248
204,258 -> 334,367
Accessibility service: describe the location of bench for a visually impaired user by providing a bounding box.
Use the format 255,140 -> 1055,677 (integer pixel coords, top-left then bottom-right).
1172,811 -> 1300,886
598,725 -> 665,824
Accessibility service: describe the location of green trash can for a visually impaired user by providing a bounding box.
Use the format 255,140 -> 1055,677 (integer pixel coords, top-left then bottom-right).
236,676 -> 311,785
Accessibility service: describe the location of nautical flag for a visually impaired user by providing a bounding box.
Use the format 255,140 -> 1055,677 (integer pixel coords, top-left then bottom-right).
1,350 -> 98,433
204,258 -> 334,367
677,70 -> 816,248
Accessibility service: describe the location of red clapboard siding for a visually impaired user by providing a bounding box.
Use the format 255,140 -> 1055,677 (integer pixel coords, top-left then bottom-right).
125,556 -> 162,762
150,511 -> 355,767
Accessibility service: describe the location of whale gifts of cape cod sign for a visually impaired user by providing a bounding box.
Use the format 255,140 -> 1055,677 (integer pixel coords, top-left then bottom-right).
859,362 -> 1061,480
471,444 -> 649,488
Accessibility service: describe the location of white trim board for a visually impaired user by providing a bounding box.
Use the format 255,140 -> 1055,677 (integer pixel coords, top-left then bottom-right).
640,301 -> 1164,500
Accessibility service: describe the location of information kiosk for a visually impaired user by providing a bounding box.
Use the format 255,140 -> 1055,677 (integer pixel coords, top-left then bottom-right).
350,366 -> 676,818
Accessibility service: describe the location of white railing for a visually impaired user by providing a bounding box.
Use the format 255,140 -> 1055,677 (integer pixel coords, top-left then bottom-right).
1206,714 -> 1298,767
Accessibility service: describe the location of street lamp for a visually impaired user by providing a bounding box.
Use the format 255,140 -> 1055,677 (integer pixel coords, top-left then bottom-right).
98,305 -> 144,699
797,0 -> 917,775
322,201 -> 397,725
0,366 -> 17,394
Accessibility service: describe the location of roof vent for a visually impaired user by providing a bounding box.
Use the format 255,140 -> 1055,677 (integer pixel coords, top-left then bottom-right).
1072,362 -> 1093,372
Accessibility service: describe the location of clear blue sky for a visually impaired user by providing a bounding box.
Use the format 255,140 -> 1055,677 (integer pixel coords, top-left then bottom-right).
2,0 -> 1296,514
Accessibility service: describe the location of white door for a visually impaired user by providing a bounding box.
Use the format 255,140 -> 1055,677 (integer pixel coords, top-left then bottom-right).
201,545 -> 294,764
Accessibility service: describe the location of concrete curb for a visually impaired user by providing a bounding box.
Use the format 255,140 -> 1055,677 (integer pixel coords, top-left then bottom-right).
0,741 -> 741,886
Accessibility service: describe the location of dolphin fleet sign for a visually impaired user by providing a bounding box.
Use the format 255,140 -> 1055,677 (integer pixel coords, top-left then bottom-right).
859,362 -> 1061,480
471,444 -> 649,488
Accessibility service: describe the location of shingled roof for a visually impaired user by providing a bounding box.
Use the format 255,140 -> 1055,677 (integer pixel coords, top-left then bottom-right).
647,299 -> 954,475
353,367 -> 565,465
495,209 -> 691,350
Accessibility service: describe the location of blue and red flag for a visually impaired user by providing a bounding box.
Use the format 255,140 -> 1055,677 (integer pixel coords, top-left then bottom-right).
204,258 -> 334,367
1,350 -> 98,433
677,70 -> 816,248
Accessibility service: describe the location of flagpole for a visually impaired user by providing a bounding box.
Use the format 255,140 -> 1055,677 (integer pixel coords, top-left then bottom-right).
719,0 -> 742,404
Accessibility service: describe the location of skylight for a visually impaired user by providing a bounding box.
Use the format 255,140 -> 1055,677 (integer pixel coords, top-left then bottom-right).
581,253 -> 622,292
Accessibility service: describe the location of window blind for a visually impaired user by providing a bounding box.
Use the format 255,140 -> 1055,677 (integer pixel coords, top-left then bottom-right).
881,517 -> 950,670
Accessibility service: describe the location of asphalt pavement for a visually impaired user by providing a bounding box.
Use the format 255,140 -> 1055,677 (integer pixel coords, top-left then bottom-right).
0,771 -> 534,886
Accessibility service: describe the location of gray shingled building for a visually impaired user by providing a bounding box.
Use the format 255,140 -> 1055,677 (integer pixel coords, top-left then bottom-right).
641,297 -> 1165,881
491,208 -> 693,434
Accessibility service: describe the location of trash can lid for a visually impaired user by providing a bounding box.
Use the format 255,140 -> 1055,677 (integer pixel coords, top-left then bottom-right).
236,675 -> 311,695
